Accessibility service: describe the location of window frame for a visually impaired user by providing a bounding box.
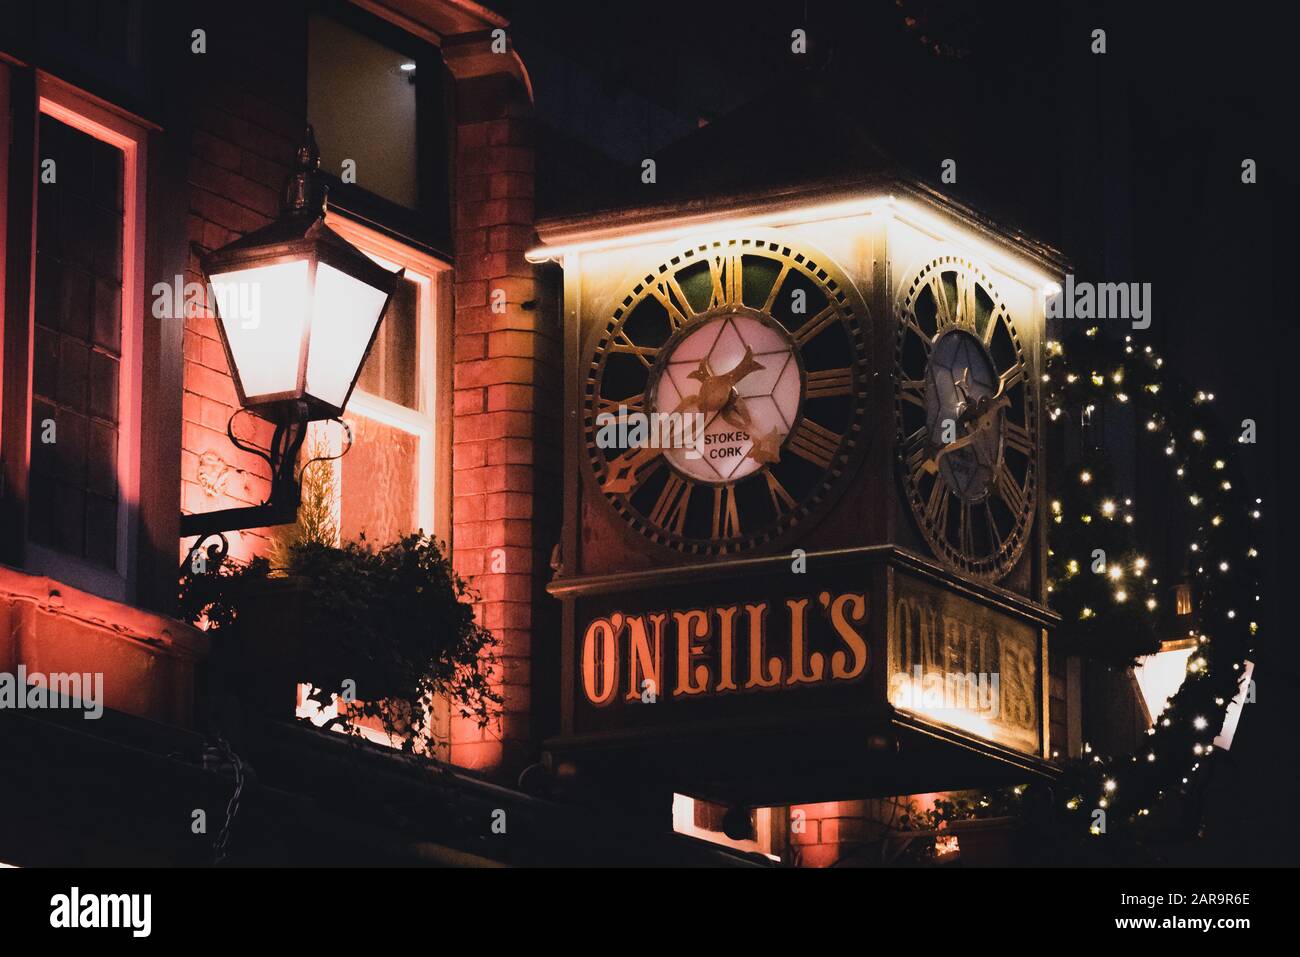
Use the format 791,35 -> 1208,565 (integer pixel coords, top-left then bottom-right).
324,210 -> 452,545
14,72 -> 149,601
307,0 -> 451,252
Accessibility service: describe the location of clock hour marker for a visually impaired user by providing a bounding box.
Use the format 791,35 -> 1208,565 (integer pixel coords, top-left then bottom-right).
792,305 -> 837,347
649,473 -> 693,534
596,392 -> 644,415
610,331 -> 658,369
955,270 -> 975,329
787,418 -> 841,468
899,378 -> 927,409
806,367 -> 854,398
1003,419 -> 1033,456
928,274 -> 953,328
903,427 -> 930,479
763,468 -> 797,517
959,502 -> 975,556
648,276 -> 692,331
982,310 -> 1003,345
994,463 -> 1026,516
761,262 -> 792,313
712,484 -> 741,538
924,478 -> 950,531
707,251 -> 744,308
984,504 -> 1003,551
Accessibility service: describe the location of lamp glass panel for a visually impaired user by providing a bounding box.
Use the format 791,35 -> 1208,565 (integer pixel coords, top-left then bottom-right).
210,260 -> 310,400
305,261 -> 390,410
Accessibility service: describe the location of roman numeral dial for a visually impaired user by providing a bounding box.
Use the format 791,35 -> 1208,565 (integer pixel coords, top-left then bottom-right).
894,256 -> 1039,581
585,237 -> 870,556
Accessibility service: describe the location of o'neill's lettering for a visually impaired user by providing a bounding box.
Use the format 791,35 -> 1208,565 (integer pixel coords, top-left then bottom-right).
580,591 -> 868,705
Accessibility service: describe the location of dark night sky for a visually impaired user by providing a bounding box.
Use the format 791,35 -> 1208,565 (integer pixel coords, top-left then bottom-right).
498,0 -> 1291,864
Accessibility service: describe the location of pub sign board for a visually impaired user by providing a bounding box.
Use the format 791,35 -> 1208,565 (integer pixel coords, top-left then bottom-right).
554,549 -> 1047,759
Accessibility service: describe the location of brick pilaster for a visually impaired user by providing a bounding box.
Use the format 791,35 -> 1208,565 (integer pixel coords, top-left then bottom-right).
449,71 -> 559,777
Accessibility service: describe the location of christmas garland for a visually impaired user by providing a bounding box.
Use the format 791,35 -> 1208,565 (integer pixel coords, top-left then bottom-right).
915,325 -> 1261,853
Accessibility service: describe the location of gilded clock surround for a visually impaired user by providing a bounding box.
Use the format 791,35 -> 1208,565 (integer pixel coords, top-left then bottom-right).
894,254 -> 1038,581
583,236 -> 870,556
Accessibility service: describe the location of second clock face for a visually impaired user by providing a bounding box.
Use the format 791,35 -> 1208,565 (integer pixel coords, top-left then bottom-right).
585,237 -> 869,556
895,255 -> 1039,580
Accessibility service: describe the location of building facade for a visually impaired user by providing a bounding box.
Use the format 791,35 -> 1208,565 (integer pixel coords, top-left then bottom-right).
0,0 -> 1099,867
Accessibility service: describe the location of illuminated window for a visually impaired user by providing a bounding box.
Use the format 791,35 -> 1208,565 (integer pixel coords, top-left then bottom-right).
29,113 -> 124,567
294,215 -> 449,753
17,76 -> 146,601
672,795 -> 779,859
329,215 -> 445,545
308,12 -> 419,208
304,7 -> 449,246
1133,639 -> 1196,725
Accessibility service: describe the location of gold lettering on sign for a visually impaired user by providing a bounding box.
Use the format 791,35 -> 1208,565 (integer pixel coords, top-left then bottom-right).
673,609 -> 711,696
581,616 -> 620,706
785,598 -> 825,684
624,613 -> 665,702
579,590 -> 872,707
744,602 -> 783,689
828,591 -> 869,679
715,605 -> 739,692
887,576 -> 1040,755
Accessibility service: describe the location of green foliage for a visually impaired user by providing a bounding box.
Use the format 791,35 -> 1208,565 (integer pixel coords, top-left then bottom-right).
180,533 -> 500,754
271,434 -> 338,564
1020,327 -> 1258,853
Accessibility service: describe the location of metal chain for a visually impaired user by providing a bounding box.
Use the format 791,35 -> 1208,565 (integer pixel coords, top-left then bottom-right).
211,736 -> 245,865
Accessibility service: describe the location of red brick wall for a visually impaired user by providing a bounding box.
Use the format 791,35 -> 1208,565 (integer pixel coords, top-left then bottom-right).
178,23 -> 558,780
448,73 -> 559,777
179,23 -> 303,563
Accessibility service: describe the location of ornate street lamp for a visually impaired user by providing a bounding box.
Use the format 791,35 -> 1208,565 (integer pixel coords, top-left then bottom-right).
180,127 -> 402,549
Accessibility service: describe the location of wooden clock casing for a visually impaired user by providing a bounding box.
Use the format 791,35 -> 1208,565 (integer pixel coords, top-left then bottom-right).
544,191 -> 1065,802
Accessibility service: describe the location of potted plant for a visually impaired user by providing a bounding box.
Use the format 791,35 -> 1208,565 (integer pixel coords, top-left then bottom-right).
179,444 -> 499,751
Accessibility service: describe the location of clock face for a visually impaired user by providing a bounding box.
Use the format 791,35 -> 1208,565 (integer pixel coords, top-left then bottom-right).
895,256 -> 1038,579
648,312 -> 803,485
586,237 -> 869,556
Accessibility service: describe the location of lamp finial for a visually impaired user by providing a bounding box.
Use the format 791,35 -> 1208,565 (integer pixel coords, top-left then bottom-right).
283,124 -> 327,216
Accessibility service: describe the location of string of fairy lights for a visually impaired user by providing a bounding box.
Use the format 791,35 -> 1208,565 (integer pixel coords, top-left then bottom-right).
1038,325 -> 1261,837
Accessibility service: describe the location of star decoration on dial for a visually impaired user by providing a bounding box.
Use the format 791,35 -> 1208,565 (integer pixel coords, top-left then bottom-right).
677,346 -> 765,430
745,427 -> 784,465
654,314 -> 802,485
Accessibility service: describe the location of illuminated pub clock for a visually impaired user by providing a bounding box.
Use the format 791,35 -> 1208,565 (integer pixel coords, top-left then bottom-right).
541,190 -> 1064,802
583,237 -> 870,555
894,255 -> 1038,580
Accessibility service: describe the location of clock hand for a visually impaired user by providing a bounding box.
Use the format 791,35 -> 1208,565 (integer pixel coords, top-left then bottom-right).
601,444 -> 666,494
921,393 -> 1011,474
721,346 -> 765,388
